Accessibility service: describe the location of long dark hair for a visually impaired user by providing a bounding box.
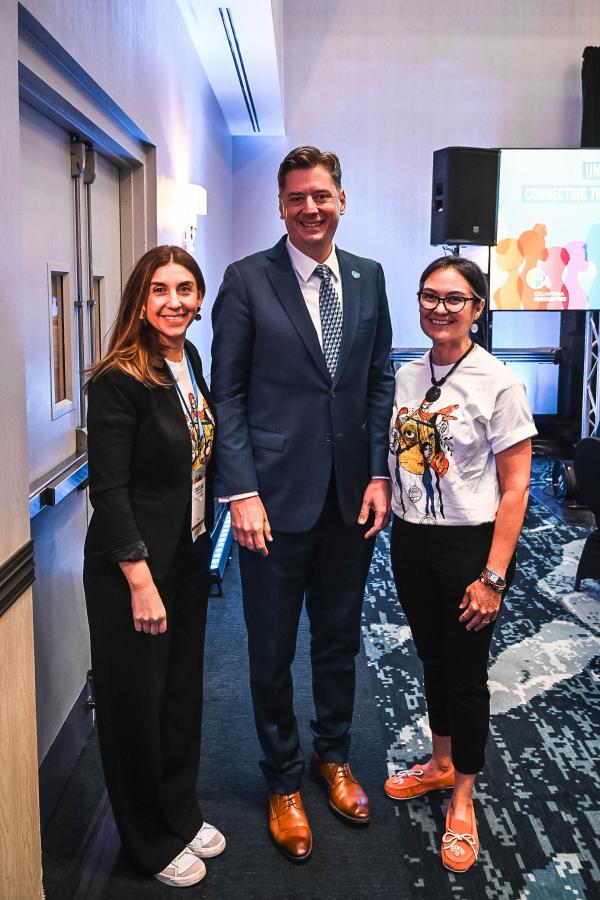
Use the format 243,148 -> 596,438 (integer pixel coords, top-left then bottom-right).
87,245 -> 205,388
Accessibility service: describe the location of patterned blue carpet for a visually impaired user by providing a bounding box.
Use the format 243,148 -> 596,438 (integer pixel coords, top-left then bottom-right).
362,497 -> 600,898
42,496 -> 599,898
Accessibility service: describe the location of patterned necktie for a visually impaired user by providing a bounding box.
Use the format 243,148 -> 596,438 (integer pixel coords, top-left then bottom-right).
315,264 -> 343,378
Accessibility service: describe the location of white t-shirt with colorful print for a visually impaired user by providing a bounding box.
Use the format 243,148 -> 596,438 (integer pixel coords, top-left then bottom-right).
388,344 -> 537,526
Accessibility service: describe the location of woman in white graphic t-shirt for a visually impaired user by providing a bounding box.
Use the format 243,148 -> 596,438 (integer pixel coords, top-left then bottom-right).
383,256 -> 536,873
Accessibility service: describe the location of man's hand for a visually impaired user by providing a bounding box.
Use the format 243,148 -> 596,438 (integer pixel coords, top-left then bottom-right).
230,495 -> 273,555
358,479 -> 391,539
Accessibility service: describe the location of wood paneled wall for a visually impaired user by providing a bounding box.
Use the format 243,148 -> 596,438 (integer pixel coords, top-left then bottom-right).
0,3 -> 43,896
0,591 -> 43,900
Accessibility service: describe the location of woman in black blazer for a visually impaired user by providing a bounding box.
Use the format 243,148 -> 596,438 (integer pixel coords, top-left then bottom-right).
84,245 -> 224,888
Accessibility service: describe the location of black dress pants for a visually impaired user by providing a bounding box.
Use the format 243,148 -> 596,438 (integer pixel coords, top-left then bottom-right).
84,525 -> 211,875
390,515 -> 516,774
240,479 -> 375,795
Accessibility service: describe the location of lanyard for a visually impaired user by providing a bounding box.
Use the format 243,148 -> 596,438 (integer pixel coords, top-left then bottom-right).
167,353 -> 204,462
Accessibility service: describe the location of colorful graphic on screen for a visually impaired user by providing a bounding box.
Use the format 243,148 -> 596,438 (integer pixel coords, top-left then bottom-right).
491,149 -> 600,311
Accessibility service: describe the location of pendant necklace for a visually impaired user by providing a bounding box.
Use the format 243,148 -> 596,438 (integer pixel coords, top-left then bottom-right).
425,342 -> 475,403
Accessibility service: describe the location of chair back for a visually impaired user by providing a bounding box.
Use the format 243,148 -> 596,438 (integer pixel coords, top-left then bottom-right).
574,437 -> 600,525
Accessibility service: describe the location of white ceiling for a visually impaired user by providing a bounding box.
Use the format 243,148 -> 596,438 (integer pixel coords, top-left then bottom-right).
176,0 -> 285,136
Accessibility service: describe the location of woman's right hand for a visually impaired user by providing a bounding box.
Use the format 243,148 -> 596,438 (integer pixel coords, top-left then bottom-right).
119,560 -> 167,634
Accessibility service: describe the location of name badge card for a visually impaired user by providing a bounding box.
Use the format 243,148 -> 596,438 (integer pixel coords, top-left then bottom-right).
191,473 -> 206,541
166,352 -> 213,542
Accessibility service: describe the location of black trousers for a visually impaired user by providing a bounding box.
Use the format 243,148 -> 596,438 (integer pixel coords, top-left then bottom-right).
390,515 -> 516,775
84,524 -> 211,875
239,479 -> 375,795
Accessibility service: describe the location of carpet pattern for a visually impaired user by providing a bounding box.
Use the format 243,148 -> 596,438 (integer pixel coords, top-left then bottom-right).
362,497 -> 600,898
42,498 -> 600,898
43,544 -> 411,900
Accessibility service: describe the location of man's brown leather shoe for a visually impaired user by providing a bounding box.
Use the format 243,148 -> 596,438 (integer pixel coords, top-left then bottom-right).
268,792 -> 312,862
310,756 -> 371,824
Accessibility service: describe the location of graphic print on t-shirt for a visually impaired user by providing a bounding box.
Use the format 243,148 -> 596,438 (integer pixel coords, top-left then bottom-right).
389,395 -> 459,523
187,392 -> 214,479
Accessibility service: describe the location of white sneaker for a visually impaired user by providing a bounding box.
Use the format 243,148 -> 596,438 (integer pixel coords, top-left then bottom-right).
187,821 -> 227,858
154,847 -> 206,887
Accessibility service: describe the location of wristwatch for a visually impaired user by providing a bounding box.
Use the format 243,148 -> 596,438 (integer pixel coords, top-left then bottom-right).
479,566 -> 507,593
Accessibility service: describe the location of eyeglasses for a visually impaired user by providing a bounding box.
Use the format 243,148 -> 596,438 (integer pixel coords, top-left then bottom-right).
417,290 -> 481,313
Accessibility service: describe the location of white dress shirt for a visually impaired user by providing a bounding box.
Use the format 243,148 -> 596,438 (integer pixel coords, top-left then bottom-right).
285,238 -> 343,348
285,239 -> 386,482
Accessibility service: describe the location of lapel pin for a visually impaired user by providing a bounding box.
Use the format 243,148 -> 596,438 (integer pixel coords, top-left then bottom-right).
351,270 -> 360,279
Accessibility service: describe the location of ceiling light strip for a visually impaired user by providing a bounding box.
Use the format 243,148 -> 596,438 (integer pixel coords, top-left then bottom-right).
226,8 -> 260,132
218,6 -> 260,133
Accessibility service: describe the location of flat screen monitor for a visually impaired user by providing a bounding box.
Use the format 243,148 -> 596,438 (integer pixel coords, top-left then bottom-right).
490,149 -> 600,311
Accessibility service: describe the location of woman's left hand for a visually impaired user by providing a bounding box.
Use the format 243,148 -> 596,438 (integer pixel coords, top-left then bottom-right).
458,579 -> 502,631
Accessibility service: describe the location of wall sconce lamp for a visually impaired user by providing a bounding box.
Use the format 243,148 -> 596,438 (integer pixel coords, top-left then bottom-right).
183,183 -> 208,252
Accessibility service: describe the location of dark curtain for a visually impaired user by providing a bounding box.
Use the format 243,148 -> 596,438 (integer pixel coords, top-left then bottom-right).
581,46 -> 600,147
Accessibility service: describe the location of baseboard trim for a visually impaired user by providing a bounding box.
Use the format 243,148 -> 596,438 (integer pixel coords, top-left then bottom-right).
0,539 -> 35,619
39,681 -> 94,832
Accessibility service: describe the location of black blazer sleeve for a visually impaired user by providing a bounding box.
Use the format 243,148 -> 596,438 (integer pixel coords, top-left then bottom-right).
86,369 -> 149,562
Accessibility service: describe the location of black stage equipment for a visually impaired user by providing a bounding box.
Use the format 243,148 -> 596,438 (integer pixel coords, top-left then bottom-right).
573,437 -> 600,589
430,147 -> 500,247
551,459 -> 578,502
581,46 -> 600,147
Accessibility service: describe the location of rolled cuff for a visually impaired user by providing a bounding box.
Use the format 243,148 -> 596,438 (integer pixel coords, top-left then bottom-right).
101,540 -> 149,563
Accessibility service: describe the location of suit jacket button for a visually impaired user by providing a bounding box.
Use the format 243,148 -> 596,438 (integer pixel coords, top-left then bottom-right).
325,434 -> 332,443
330,389 -> 336,398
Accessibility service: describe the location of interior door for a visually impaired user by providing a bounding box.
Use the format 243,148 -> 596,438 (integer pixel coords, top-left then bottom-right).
20,100 -> 122,762
21,102 -> 77,480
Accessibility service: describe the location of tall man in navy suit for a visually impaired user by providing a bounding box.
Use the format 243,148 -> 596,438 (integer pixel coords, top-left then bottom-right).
211,146 -> 394,861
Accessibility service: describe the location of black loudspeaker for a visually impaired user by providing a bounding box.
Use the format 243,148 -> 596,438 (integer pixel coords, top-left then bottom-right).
430,147 -> 500,246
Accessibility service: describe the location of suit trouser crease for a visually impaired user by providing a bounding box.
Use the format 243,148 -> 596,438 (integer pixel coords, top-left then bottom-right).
240,484 -> 375,794
390,515 -> 516,775
84,531 -> 211,874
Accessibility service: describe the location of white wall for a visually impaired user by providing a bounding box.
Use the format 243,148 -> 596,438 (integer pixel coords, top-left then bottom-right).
17,0 -> 233,760
23,0 -> 233,365
232,0 -> 600,347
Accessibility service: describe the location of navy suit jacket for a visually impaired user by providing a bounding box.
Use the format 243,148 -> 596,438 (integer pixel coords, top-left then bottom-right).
210,236 -> 394,532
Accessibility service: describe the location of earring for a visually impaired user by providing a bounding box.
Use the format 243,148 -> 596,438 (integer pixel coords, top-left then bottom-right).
471,320 -> 479,333
194,310 -> 202,321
